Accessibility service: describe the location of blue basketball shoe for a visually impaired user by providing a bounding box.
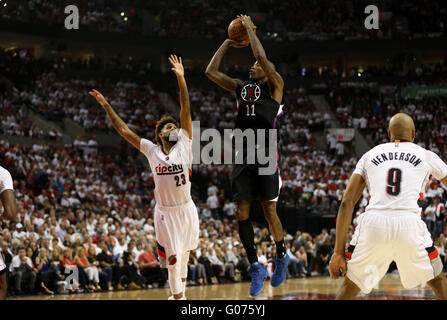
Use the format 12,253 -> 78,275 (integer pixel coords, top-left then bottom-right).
270,254 -> 290,287
249,263 -> 268,297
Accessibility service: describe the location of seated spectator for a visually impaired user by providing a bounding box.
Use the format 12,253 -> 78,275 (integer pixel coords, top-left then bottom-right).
60,248 -> 85,293
295,245 -> 308,277
87,246 -> 108,291
188,249 -> 206,285
316,239 -> 332,275
138,244 -> 167,288
96,242 -> 117,291
9,246 -> 36,295
198,247 -> 218,284
74,246 -> 100,291
206,247 -> 224,283
34,247 -> 59,295
119,241 -> 143,290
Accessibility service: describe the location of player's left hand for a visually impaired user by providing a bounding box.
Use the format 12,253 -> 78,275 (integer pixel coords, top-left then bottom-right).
237,14 -> 255,30
168,54 -> 184,77
329,253 -> 347,280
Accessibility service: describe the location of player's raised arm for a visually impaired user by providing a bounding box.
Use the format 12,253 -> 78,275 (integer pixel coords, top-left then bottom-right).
89,89 -> 141,150
239,15 -> 284,91
169,54 -> 192,139
205,39 -> 244,92
329,173 -> 365,279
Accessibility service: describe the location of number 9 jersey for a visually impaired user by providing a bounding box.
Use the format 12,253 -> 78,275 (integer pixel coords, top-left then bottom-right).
353,141 -> 447,215
140,128 -> 193,207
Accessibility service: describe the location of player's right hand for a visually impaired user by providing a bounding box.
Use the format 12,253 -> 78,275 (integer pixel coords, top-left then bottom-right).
329,253 -> 347,280
89,89 -> 108,108
227,39 -> 248,48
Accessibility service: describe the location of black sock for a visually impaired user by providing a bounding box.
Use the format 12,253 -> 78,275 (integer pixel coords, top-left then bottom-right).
275,239 -> 286,259
238,219 -> 258,264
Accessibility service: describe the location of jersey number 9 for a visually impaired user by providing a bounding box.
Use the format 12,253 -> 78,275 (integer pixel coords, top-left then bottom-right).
386,168 -> 402,196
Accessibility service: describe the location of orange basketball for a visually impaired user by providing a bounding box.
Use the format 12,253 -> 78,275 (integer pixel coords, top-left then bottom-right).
228,17 -> 256,45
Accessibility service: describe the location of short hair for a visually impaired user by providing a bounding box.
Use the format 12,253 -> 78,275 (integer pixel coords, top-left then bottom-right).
154,116 -> 179,145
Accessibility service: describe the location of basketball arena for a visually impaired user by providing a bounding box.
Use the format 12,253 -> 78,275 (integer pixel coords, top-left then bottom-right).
0,0 -> 446,303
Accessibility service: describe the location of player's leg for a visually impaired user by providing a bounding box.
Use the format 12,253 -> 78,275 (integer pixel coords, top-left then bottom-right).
0,270 -> 7,300
180,251 -> 190,298
232,165 -> 268,296
395,218 -> 447,299
258,168 -> 289,287
167,258 -> 184,300
262,200 -> 289,287
335,276 -> 361,300
427,273 -> 447,300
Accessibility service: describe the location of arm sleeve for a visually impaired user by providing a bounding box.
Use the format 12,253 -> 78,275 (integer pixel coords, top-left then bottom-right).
140,138 -> 156,158
426,151 -> 447,181
352,152 -> 368,179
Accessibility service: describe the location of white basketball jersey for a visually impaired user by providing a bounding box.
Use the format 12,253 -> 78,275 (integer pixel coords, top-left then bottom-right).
140,129 -> 193,207
354,142 -> 447,214
0,165 -> 13,272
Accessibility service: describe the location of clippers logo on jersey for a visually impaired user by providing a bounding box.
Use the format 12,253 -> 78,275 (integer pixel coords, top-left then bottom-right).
241,84 -> 261,102
155,164 -> 184,175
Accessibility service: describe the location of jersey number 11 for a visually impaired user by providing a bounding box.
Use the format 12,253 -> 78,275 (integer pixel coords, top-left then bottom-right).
246,104 -> 256,116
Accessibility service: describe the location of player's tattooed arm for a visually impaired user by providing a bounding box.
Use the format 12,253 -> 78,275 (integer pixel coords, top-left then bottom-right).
239,15 -> 284,89
89,89 -> 141,151
169,54 -> 193,139
205,39 -> 243,92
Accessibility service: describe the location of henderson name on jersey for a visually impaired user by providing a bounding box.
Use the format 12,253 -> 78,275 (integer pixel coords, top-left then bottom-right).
354,141 -> 447,214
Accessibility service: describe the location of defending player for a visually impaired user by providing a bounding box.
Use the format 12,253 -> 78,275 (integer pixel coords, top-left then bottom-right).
205,14 -> 289,296
90,55 -> 199,300
0,165 -> 18,300
329,113 -> 447,299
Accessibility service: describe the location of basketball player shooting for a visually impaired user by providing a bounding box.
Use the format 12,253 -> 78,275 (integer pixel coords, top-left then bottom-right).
89,55 -> 199,300
329,113 -> 447,299
0,166 -> 18,300
205,14 -> 289,297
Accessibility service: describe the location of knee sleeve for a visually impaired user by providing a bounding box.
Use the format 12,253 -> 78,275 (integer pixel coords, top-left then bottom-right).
168,262 -> 182,295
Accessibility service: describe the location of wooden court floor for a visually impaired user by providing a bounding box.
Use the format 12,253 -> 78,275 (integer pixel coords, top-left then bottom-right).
12,274 -> 437,300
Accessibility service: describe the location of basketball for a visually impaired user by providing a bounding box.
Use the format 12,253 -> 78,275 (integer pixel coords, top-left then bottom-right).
228,17 -> 256,45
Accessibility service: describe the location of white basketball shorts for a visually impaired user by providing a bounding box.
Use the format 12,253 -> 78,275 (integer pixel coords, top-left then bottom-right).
346,210 -> 440,294
154,199 -> 199,267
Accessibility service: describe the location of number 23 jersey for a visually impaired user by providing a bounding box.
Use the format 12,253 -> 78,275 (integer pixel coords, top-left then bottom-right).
353,142 -> 447,214
140,129 -> 193,207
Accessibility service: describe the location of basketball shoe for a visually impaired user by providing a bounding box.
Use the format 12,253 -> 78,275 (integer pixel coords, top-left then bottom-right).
270,254 -> 290,287
249,262 -> 268,297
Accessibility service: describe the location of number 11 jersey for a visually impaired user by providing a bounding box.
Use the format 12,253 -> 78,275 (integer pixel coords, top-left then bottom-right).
234,80 -> 284,164
353,141 -> 447,214
140,129 -> 193,207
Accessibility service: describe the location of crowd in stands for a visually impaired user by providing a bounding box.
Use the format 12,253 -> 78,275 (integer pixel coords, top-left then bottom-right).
2,0 -> 446,41
1,0 -> 142,34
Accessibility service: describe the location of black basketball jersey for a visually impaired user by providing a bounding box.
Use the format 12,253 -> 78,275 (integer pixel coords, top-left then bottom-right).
235,80 -> 284,132
234,80 -> 284,164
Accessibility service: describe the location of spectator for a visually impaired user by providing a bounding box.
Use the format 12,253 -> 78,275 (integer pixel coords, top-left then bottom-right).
9,246 -> 36,295
138,244 -> 167,289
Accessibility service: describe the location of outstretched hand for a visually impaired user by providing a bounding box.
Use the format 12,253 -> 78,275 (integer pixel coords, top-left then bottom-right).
168,54 -> 184,77
89,89 -> 108,108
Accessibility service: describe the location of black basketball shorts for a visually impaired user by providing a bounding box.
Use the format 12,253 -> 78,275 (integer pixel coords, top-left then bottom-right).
231,163 -> 282,202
